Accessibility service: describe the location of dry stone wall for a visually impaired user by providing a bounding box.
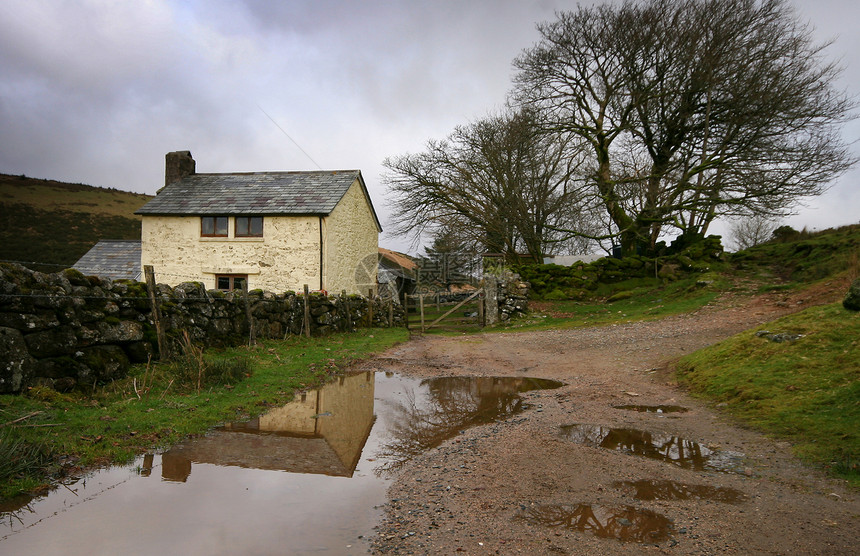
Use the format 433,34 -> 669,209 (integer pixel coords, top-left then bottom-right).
483,270 -> 529,324
0,263 -> 404,394
496,274 -> 529,321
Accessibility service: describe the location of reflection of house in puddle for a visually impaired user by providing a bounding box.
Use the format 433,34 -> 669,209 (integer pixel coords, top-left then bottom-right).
160,372 -> 375,482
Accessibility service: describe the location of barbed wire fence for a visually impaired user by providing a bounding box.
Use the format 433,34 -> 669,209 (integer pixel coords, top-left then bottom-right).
0,258 -> 373,302
0,258 -> 406,350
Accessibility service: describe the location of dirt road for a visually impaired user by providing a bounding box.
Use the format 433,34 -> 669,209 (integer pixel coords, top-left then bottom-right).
366,288 -> 859,554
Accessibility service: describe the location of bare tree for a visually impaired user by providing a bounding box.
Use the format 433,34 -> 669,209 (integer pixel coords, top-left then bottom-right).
514,0 -> 855,255
729,215 -> 780,251
384,107 -> 591,260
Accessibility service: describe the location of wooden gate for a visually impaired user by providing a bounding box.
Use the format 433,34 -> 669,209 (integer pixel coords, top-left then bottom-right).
404,289 -> 485,333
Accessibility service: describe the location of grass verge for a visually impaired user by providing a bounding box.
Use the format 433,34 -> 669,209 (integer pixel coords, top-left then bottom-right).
496,274 -> 728,333
0,327 -> 408,500
676,303 -> 859,486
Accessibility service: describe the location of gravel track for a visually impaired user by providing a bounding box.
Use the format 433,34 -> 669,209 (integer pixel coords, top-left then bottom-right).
363,283 -> 859,555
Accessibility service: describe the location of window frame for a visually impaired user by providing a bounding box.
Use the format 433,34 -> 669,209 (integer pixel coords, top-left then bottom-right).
235,216 -> 264,238
201,216 -> 229,237
215,274 -> 248,292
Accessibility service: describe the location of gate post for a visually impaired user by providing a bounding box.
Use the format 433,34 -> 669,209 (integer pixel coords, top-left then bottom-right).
243,280 -> 256,346
478,290 -> 485,327
144,265 -> 169,359
484,276 -> 499,325
303,284 -> 311,338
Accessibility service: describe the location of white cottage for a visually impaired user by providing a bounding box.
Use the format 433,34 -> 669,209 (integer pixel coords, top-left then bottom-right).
135,151 -> 381,294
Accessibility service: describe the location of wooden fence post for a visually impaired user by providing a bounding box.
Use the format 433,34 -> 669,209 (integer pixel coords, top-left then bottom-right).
478,290 -> 485,328
402,292 -> 409,330
388,298 -> 394,328
243,280 -> 256,346
342,290 -> 350,331
303,284 -> 311,338
419,294 -> 425,333
368,288 -> 374,328
144,265 -> 169,359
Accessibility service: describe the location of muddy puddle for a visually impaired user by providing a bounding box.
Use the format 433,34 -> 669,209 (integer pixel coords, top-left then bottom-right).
0,372 -> 561,555
516,503 -> 673,542
613,479 -> 745,503
559,424 -> 745,473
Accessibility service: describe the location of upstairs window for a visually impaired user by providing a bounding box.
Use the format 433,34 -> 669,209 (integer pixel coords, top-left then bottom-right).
201,216 -> 228,237
235,216 -> 263,237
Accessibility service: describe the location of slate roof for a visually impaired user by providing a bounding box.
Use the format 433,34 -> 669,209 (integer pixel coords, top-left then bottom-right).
135,170 -> 380,229
73,240 -> 142,281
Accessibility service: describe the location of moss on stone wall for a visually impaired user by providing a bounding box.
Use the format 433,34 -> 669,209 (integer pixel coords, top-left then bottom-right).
515,236 -> 725,300
0,263 -> 405,395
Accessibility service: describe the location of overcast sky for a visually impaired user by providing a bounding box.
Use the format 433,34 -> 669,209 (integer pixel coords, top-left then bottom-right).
1,0 -> 857,252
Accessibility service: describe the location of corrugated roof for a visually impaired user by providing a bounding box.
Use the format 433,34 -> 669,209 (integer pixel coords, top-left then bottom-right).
136,171 -> 378,227
73,240 -> 142,281
378,247 -> 417,271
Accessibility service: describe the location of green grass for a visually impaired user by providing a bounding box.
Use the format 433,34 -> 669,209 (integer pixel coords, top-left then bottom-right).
496,274 -> 727,333
730,223 -> 860,284
676,303 -> 860,485
0,173 -> 151,217
0,328 -> 408,499
405,274 -> 729,336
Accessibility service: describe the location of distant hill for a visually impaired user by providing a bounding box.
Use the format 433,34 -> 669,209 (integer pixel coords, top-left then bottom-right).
0,173 -> 152,272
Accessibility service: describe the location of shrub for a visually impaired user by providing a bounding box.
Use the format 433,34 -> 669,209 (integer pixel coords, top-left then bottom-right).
0,428 -> 52,486
165,331 -> 252,392
606,290 -> 635,303
205,357 -> 252,386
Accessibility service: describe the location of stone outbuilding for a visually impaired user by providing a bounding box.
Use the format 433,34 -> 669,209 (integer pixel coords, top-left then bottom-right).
135,151 -> 381,294
377,247 -> 417,300
72,239 -> 142,281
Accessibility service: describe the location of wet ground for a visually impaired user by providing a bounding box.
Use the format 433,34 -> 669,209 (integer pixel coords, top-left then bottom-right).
366,290 -> 859,554
558,424 -> 747,473
0,373 -> 561,555
4,284 -> 857,554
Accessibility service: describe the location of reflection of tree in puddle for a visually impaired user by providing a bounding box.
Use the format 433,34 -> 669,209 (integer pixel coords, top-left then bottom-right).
0,493 -> 35,516
1,474 -> 92,529
374,377 -> 560,476
518,503 -> 673,542
560,424 -> 744,473
0,498 -> 33,530
612,479 -> 745,503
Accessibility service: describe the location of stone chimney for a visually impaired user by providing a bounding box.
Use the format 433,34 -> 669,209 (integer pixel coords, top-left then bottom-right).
164,150 -> 195,188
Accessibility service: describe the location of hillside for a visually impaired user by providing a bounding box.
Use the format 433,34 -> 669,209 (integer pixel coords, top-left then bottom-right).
0,173 -> 151,271
731,223 -> 860,283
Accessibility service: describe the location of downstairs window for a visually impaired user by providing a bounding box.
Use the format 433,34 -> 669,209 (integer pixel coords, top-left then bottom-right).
216,274 -> 247,291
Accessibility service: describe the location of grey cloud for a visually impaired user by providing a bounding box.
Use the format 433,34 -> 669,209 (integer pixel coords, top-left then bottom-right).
0,0 -> 856,251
